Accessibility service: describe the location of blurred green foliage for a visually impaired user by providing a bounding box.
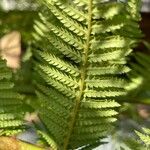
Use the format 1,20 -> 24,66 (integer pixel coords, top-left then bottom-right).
0,0 -> 38,111
0,0 -> 39,46
0,10 -> 38,43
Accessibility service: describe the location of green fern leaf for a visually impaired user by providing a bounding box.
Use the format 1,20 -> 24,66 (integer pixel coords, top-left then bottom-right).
73,0 -> 88,7
53,0 -> 88,22
43,0 -> 87,36
37,51 -> 79,76
33,0 -> 141,149
87,65 -> 131,76
0,59 -> 26,136
38,131 -> 58,150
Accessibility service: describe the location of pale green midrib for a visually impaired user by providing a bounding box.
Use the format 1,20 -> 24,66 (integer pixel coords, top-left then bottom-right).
63,0 -> 93,149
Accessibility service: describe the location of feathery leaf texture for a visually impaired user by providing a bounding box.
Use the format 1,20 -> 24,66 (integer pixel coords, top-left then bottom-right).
135,128 -> 150,147
0,59 -> 25,136
38,131 -> 58,150
33,0 -> 142,149
131,52 -> 150,80
126,50 -> 150,104
124,127 -> 150,150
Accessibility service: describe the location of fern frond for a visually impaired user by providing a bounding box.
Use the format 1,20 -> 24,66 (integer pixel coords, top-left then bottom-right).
0,129 -> 24,136
37,51 -> 79,77
126,49 -> 150,104
35,83 -> 73,108
36,69 -> 76,98
39,65 -> 78,89
135,128 -> 150,147
39,14 -> 84,50
86,78 -> 127,88
33,0 -> 142,149
91,36 -> 134,49
0,82 -> 14,90
85,90 -> 126,98
0,59 -> 26,136
89,49 -> 132,63
34,19 -> 82,62
87,65 -> 131,76
73,0 -> 88,7
125,138 -> 147,150
125,127 -> 150,150
92,14 -> 137,35
53,0 -> 88,22
143,128 -> 150,135
127,0 -> 141,21
93,2 -> 124,19
38,131 -> 58,150
43,0 -> 87,36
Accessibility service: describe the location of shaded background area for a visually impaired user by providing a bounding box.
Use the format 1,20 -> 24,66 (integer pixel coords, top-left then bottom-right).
141,0 -> 150,43
141,13 -> 150,42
